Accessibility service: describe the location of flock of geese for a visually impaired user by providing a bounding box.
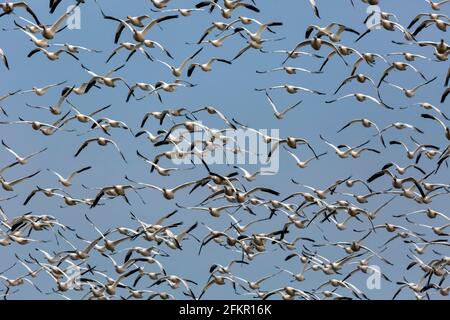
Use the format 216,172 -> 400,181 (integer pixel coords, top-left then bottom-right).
0,0 -> 449,300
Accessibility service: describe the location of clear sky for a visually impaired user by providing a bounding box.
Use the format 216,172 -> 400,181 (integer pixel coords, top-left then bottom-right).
0,0 -> 449,300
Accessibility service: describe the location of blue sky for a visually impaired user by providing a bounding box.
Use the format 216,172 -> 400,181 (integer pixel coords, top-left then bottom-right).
0,0 -> 449,299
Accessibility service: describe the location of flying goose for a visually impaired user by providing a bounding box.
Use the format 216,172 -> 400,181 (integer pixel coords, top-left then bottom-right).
27,47 -> 79,61
263,91 -> 302,120
39,3 -> 80,39
187,57 -> 232,77
106,42 -> 153,63
151,8 -> 205,16
102,11 -> 179,43
283,37 -> 346,65
382,76 -> 437,98
136,150 -> 188,176
0,171 -> 40,192
305,23 -> 360,42
255,85 -> 325,95
47,166 -> 91,187
81,64 -> 131,94
61,100 -> 111,135
196,1 -> 260,19
285,148 -> 327,169
19,81 -> 66,96
74,137 -> 128,163
191,106 -> 236,129
0,114 -> 73,135
156,47 -> 203,77
386,52 -> 430,62
425,0 -> 450,11
14,21 -> 49,48
1,140 -> 47,165
334,74 -> 378,95
326,93 -> 393,109
0,2 -> 40,24
355,20 -> 416,42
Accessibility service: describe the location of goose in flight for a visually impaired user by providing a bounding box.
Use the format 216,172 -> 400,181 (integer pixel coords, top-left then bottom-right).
334,74 -> 378,95
351,52 -> 387,76
336,118 -> 384,145
412,18 -> 450,35
191,106 -> 236,129
408,12 -> 450,29
54,43 -> 101,55
425,0 -> 450,11
0,2 -> 40,24
97,6 -> 154,43
176,203 -> 244,218
61,101 -> 111,135
156,47 -> 203,77
151,8 -> 205,17
27,48 -> 79,61
268,49 -> 325,60
74,137 -> 128,163
14,21 -> 49,48
187,57 -> 232,77
404,102 -> 449,121
382,76 -> 437,98
268,136 -> 318,159
263,91 -> 302,120
0,113 -> 73,135
1,140 -> 47,165
257,66 -> 321,75
320,135 -> 376,159
102,11 -> 179,43
355,20 -> 416,42
47,166 -> 92,187
305,23 -> 360,42
136,150 -> 188,177
255,85 -> 325,95
326,93 -> 393,109
285,148 -> 327,169
378,62 -> 428,88
377,123 -> 424,145
137,80 -> 196,100
23,186 -> 70,206
106,42 -> 153,63
234,21 -> 283,44
195,27 -> 244,47
81,64 -> 131,94
283,37 -> 346,65
386,52 -> 430,62
233,165 -> 276,182
195,21 -> 236,44
150,0 -> 173,9
26,86 -> 73,115
39,3 -> 80,39
124,176 -> 203,200
0,171 -> 40,192
126,82 -> 161,103
19,81 -> 66,96
195,1 -> 260,19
